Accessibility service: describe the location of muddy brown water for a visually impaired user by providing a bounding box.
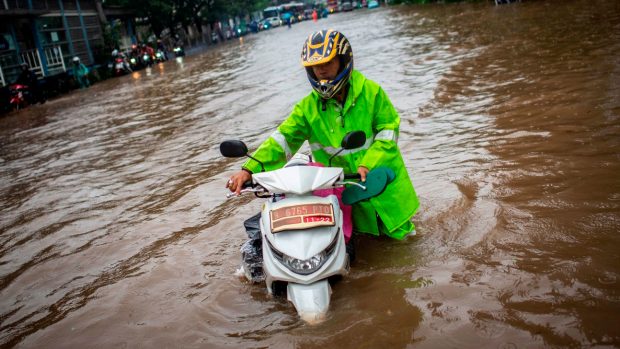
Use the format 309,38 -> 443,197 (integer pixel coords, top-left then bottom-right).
1,0 -> 619,348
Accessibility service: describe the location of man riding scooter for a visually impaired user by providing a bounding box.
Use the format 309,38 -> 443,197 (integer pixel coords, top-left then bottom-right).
226,29 -> 420,280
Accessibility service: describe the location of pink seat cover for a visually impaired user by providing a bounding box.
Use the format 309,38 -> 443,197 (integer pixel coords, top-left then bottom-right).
309,162 -> 353,243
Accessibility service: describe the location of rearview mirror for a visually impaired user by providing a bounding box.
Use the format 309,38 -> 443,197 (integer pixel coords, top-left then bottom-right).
341,131 -> 366,150
220,140 -> 248,158
328,131 -> 368,167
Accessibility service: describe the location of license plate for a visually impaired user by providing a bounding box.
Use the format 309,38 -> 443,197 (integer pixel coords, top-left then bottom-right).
270,203 -> 335,233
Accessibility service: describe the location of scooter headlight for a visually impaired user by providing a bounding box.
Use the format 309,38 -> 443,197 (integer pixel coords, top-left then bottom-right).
268,235 -> 338,275
282,251 -> 327,275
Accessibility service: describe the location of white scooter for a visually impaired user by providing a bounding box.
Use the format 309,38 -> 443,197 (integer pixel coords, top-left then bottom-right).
220,131 -> 373,323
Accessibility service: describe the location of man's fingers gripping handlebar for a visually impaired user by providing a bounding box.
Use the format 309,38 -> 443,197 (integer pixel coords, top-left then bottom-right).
225,183 -> 259,198
226,169 -> 253,196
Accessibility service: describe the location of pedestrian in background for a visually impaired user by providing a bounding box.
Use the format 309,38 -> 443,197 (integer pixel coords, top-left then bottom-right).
72,57 -> 90,89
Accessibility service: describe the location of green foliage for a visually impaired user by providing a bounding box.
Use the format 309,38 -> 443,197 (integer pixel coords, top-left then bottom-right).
389,0 -> 482,3
389,0 -> 429,3
102,22 -> 121,51
104,0 -> 274,37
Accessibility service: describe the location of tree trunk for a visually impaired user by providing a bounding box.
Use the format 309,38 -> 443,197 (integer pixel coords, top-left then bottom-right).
205,25 -> 213,46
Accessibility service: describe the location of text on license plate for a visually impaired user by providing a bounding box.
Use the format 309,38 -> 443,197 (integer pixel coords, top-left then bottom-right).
270,203 -> 335,233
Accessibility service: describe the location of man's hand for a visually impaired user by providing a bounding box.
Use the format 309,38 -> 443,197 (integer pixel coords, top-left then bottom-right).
357,166 -> 369,182
226,170 -> 252,195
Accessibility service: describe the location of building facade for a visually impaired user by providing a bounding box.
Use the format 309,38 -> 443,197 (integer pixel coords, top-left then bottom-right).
0,0 -> 133,86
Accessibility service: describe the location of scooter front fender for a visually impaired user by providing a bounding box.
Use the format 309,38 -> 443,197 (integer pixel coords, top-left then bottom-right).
287,280 -> 331,324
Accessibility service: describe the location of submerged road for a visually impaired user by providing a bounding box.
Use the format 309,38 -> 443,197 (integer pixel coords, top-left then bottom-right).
1,0 -> 619,347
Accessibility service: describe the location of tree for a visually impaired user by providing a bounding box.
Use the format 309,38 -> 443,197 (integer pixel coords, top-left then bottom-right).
104,0 -> 272,40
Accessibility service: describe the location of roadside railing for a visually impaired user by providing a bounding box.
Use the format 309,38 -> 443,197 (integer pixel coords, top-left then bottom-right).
44,46 -> 67,75
20,49 -> 44,77
19,45 -> 66,78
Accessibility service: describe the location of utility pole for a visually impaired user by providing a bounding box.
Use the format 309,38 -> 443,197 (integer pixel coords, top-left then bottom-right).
95,0 -> 107,24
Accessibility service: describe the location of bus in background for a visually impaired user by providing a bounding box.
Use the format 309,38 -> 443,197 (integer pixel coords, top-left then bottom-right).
281,2 -> 305,22
263,6 -> 282,19
262,6 -> 283,29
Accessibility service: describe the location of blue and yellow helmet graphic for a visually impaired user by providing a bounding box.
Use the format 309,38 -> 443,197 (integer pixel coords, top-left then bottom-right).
301,29 -> 353,99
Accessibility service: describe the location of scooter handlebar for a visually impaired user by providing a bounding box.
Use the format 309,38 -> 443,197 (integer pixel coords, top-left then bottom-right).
226,188 -> 256,198
226,181 -> 263,198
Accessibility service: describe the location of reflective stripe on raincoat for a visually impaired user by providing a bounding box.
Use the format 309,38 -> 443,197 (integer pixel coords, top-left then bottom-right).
243,70 -> 419,239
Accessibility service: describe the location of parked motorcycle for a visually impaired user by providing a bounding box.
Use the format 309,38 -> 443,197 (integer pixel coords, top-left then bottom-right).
220,131 -> 391,323
8,84 -> 31,110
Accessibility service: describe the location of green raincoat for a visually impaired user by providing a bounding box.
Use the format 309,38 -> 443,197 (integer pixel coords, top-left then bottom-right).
243,70 -> 419,239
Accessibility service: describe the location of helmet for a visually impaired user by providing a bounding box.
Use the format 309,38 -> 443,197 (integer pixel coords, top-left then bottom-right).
72,56 -> 80,63
20,62 -> 29,70
301,29 -> 353,99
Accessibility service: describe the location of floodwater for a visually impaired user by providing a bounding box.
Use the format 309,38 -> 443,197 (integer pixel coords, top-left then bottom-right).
1,0 -> 619,347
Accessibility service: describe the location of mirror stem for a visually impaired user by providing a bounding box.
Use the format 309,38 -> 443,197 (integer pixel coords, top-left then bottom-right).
328,149 -> 343,167
246,155 -> 265,172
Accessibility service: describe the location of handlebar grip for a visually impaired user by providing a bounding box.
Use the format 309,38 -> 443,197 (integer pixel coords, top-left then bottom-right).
344,173 -> 361,180
242,180 -> 253,188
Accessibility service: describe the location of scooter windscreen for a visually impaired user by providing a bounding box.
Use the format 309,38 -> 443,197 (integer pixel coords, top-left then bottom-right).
252,166 -> 343,194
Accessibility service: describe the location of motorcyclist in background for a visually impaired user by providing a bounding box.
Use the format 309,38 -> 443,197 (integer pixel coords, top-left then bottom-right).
15,63 -> 45,104
156,39 -> 168,60
140,43 -> 155,58
111,49 -> 132,73
130,44 -> 138,55
129,44 -> 141,62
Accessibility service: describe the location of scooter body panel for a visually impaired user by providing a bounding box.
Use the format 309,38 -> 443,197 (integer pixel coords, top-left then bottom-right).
261,194 -> 349,295
287,280 -> 332,323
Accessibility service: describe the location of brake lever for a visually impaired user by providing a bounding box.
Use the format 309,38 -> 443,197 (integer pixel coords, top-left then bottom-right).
226,187 -> 267,198
335,181 -> 367,190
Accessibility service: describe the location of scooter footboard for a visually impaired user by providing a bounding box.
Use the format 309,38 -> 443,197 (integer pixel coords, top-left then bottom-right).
287,280 -> 331,324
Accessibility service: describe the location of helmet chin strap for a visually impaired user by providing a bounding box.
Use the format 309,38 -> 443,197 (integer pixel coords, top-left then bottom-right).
318,80 -> 335,92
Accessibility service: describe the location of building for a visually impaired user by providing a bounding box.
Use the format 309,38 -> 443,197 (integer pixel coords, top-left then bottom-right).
0,0 -> 135,87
